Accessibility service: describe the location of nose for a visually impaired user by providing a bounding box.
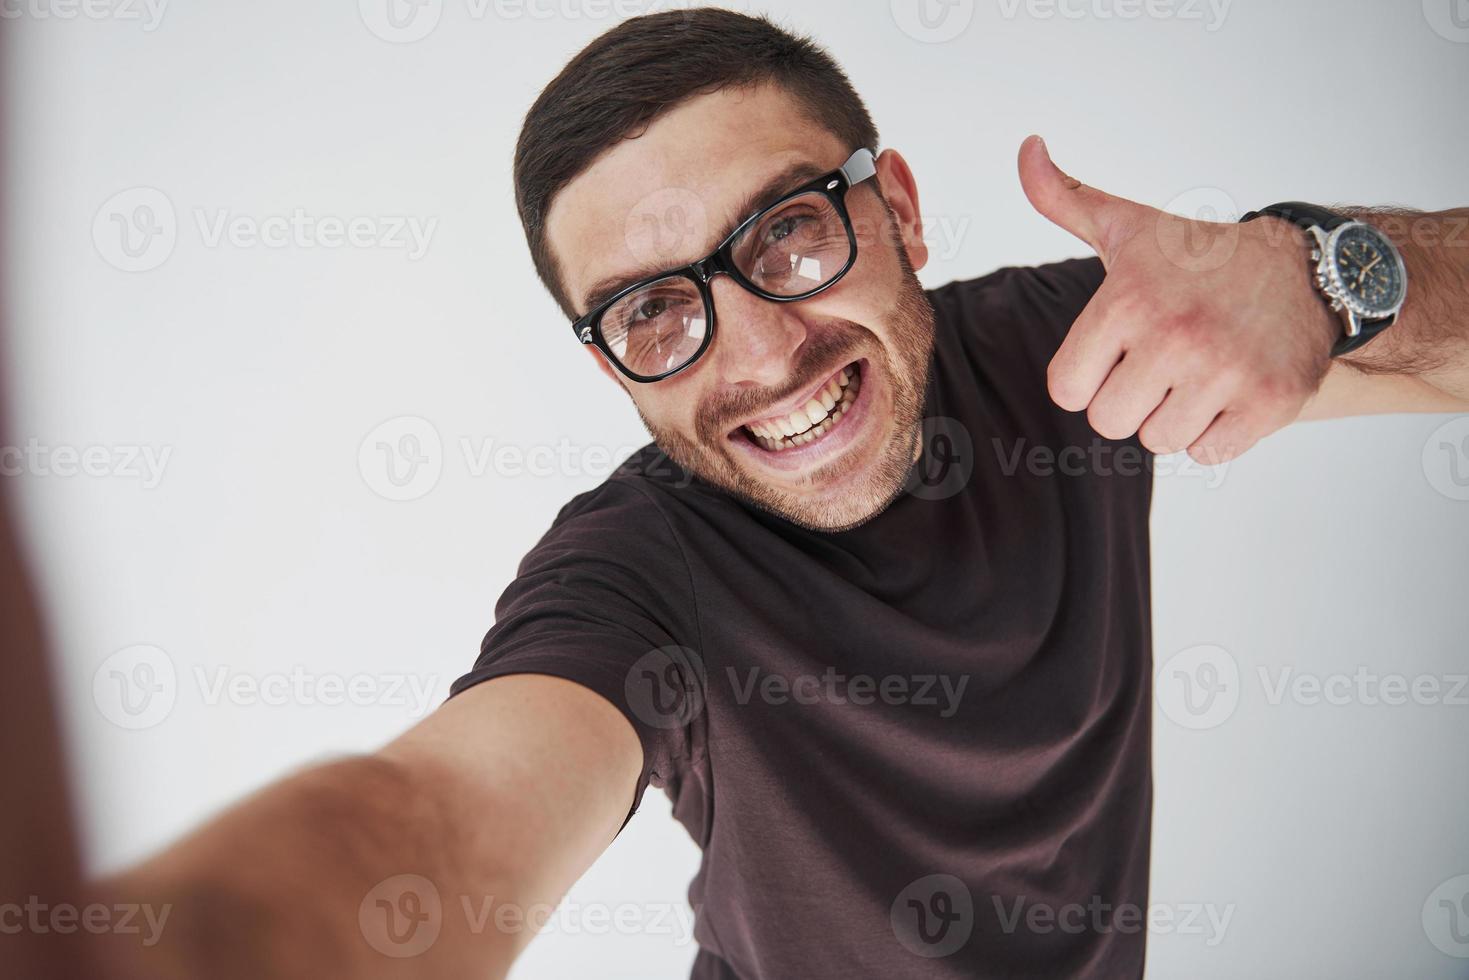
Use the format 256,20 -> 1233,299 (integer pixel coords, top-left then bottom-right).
707,275 -> 807,388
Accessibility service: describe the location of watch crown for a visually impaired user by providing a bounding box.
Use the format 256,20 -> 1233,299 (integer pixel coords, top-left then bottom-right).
1329,299 -> 1343,311
1309,249 -> 1322,261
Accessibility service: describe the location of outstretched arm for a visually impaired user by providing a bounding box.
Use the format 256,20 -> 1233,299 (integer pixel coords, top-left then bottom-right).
96,674 -> 642,980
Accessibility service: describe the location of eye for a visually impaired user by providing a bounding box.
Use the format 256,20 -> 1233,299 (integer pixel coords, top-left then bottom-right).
633,296 -> 672,321
763,214 -> 811,244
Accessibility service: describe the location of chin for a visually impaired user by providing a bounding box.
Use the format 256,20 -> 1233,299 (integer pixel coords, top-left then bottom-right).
723,366 -> 923,532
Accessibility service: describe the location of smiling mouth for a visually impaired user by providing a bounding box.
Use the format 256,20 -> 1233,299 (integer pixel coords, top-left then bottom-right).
734,361 -> 862,453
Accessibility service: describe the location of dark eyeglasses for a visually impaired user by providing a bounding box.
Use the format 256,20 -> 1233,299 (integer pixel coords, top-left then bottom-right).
570,147 -> 878,384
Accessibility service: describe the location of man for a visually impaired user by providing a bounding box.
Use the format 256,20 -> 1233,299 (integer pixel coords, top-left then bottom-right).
95,8 -> 1466,979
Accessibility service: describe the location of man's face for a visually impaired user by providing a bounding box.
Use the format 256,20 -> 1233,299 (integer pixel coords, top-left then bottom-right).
546,83 -> 935,531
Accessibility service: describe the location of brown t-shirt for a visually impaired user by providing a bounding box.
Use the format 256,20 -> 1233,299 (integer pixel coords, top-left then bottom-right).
451,256 -> 1154,978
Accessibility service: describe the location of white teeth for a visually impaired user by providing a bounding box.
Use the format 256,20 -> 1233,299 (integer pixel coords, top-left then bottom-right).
743,363 -> 862,452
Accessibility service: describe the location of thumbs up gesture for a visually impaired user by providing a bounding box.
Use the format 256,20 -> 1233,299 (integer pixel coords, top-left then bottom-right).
1017,135 -> 1340,464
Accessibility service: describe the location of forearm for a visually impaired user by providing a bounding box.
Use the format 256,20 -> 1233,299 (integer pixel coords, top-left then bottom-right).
1336,206 -> 1469,400
94,753 -> 519,980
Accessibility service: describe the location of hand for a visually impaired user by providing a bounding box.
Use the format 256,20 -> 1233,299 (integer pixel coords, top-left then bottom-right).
1017,135 -> 1341,464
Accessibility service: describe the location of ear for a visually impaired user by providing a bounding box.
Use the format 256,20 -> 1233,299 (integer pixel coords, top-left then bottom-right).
872,148 -> 928,273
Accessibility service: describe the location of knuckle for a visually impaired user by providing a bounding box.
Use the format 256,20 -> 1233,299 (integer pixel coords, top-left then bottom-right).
1047,363 -> 1082,410
1187,440 -> 1224,466
1087,403 -> 1133,441
1137,420 -> 1178,455
1158,305 -> 1208,346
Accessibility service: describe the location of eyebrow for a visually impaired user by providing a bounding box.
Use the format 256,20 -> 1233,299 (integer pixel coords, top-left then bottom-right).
577,158 -> 832,317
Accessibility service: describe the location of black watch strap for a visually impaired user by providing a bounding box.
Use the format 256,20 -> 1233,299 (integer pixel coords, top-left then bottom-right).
1239,201 -> 1349,233
1239,201 -> 1390,357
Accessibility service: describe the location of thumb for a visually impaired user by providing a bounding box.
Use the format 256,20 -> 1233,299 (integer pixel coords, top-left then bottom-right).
1017,135 -> 1135,262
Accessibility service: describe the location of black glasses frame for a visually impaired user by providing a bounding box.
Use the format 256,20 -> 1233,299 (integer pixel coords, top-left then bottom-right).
570,147 -> 879,384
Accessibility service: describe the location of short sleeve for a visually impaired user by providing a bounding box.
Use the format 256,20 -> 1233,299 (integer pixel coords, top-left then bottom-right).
449,475 -> 701,831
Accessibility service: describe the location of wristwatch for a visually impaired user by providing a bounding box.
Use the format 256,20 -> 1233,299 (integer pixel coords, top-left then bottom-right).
1238,201 -> 1407,357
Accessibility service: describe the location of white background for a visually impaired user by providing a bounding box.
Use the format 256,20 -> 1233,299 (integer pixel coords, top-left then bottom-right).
4,0 -> 1468,977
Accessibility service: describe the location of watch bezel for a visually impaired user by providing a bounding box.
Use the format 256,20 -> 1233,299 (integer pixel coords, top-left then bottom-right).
1316,221 -> 1408,326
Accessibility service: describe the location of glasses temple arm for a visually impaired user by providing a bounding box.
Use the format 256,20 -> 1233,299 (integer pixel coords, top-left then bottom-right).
839,147 -> 878,188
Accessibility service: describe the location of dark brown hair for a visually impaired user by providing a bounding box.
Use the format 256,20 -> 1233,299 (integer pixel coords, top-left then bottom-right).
513,7 -> 880,318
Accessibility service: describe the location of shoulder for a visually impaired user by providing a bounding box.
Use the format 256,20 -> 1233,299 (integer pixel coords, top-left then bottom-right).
514,458 -> 688,585
925,255 -> 1105,365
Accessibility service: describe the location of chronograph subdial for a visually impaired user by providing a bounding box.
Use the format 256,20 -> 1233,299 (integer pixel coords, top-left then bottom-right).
1315,222 -> 1406,320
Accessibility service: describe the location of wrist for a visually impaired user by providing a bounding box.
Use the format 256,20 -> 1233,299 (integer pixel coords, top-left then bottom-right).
1241,202 -> 1409,359
1254,213 -> 1342,360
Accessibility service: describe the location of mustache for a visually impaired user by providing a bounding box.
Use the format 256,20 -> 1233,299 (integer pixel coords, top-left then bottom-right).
697,327 -> 870,440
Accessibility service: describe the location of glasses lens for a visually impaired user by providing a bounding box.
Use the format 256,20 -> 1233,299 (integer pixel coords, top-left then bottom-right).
600,275 -> 709,378
731,191 -> 854,297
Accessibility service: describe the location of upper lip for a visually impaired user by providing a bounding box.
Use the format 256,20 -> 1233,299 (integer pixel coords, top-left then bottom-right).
731,362 -> 853,435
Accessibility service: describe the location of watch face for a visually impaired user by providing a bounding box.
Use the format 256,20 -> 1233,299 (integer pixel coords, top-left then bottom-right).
1330,223 -> 1405,316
